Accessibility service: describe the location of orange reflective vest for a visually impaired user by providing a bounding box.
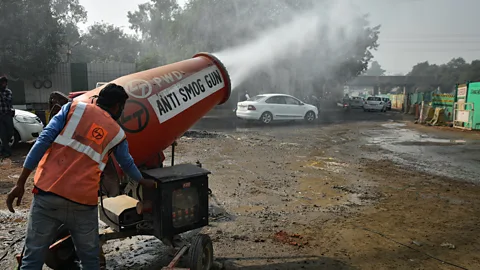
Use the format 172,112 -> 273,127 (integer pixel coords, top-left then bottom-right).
34,101 -> 126,205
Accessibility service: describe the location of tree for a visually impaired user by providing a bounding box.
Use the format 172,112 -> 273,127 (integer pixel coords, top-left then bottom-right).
127,0 -> 182,65
0,0 -> 87,79
364,61 -> 386,76
408,57 -> 480,93
71,23 -> 141,63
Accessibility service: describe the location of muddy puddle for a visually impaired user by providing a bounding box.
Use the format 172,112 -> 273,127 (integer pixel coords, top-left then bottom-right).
364,121 -> 480,182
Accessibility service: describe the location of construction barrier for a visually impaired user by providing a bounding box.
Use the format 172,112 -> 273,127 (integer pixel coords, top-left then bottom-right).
432,94 -> 455,121
453,102 -> 474,130
414,104 -> 420,119
389,94 -> 404,110
428,108 -> 447,126
418,103 -> 435,124
408,104 -> 416,115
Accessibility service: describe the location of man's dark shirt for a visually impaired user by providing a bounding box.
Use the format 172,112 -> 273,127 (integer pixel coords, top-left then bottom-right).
0,88 -> 13,115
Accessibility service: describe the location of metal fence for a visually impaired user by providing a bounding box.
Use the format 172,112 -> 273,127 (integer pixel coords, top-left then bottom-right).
389,91 -> 455,121
11,62 -> 136,109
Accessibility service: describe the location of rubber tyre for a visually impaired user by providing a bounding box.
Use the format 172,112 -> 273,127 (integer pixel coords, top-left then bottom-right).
10,130 -> 20,148
187,234 -> 214,270
0,129 -> 19,149
45,226 -> 78,270
304,111 -> 316,123
260,112 -> 273,124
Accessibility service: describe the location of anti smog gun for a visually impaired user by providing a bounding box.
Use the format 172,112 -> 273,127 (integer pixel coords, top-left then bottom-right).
25,52 -> 231,270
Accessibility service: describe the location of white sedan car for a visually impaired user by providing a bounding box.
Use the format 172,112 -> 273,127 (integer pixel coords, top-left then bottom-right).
236,94 -> 319,124
0,109 -> 44,148
363,96 -> 387,112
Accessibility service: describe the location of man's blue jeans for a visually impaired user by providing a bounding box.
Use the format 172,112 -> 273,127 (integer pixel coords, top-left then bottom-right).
20,192 -> 100,270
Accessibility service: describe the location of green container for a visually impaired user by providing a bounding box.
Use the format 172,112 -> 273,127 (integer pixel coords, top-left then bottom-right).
432,93 -> 455,121
465,82 -> 480,130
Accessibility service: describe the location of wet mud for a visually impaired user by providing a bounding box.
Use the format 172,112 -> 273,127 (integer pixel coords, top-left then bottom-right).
1,110 -> 480,269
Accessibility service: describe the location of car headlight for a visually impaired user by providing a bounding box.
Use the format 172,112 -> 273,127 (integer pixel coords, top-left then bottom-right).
14,115 -> 39,124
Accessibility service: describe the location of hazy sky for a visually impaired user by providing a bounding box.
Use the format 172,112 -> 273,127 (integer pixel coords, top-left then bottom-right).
79,0 -> 479,74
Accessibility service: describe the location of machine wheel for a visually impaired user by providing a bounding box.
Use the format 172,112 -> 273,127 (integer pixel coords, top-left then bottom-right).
187,234 -> 214,270
45,225 -> 78,270
304,111 -> 316,123
260,112 -> 273,124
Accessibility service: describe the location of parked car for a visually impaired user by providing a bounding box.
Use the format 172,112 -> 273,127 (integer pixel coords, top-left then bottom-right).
381,97 -> 392,110
363,96 -> 387,112
0,109 -> 44,148
349,96 -> 365,109
236,93 -> 319,124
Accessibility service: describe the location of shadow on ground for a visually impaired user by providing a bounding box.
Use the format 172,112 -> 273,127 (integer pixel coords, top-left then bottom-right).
193,109 -> 408,132
107,255 -> 354,270
217,255 -> 355,270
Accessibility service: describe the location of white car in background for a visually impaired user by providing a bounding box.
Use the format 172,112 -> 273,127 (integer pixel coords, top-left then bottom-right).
381,97 -> 392,110
349,96 -> 365,109
236,93 -> 319,124
0,109 -> 44,148
363,96 -> 387,112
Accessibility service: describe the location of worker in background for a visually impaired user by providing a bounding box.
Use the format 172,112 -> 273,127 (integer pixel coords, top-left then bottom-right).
239,90 -> 249,102
342,93 -> 350,105
0,76 -> 14,158
6,83 -> 156,270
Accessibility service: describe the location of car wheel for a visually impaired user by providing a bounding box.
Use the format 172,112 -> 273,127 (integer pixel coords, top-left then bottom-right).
9,130 -> 20,148
260,112 -> 273,124
0,129 -> 20,149
304,111 -> 316,123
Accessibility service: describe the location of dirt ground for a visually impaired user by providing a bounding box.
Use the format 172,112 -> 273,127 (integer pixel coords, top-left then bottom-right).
1,109 -> 480,270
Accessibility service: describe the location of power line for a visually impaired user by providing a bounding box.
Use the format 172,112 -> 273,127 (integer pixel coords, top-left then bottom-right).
380,40 -> 480,44
381,34 -> 480,39
376,48 -> 480,52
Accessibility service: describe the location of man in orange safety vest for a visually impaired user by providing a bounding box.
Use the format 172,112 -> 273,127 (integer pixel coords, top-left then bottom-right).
6,83 -> 156,270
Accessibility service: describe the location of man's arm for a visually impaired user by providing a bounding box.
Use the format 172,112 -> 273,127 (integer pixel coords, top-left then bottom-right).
107,135 -> 157,189
6,90 -> 12,104
1,89 -> 12,104
22,102 -> 71,173
112,140 -> 143,182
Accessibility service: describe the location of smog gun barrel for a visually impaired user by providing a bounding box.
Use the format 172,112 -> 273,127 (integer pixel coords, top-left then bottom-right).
73,52 -> 232,168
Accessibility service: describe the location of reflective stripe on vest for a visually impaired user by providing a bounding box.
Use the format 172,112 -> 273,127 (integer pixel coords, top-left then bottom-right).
53,102 -> 125,171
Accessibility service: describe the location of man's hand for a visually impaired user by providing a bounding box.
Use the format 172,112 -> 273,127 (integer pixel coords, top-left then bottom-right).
6,185 -> 25,213
139,179 -> 157,189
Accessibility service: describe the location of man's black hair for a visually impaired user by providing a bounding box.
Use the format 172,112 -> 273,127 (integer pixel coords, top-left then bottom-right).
97,83 -> 129,108
0,76 -> 8,83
